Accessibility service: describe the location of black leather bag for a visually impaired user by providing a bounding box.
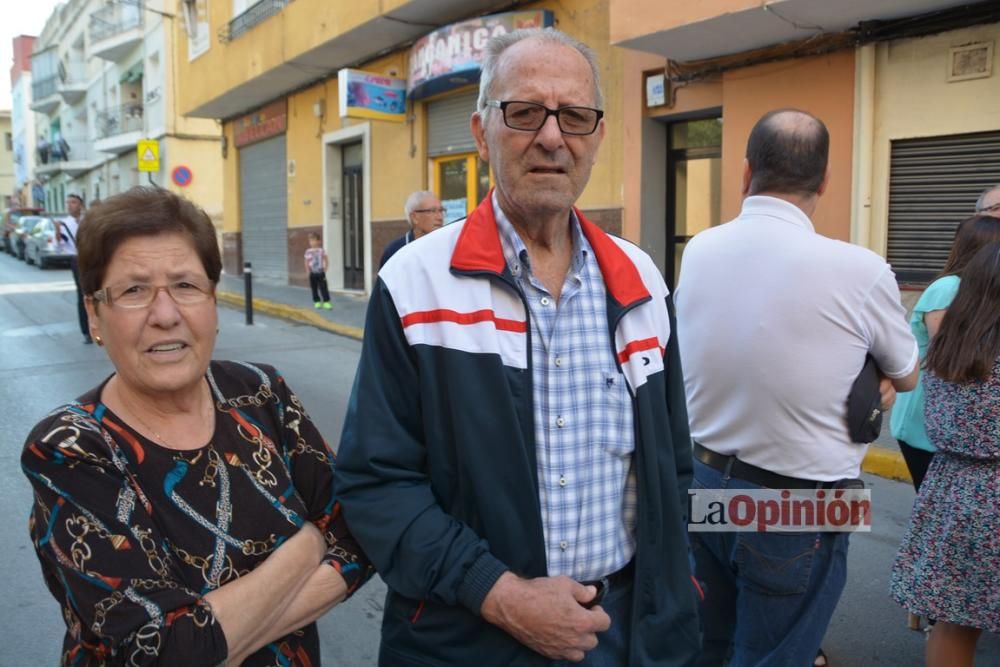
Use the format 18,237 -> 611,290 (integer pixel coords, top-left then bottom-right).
847,355 -> 883,443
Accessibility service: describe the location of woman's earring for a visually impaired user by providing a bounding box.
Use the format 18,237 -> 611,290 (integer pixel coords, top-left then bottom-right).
93,334 -> 103,346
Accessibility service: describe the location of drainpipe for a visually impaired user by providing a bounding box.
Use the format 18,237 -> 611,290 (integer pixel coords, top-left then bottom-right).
851,43 -> 876,250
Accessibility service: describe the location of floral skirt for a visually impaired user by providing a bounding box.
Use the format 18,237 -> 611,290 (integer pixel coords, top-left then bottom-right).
890,453 -> 1000,632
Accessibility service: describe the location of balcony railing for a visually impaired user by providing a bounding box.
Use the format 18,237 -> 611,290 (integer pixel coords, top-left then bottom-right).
89,0 -> 144,42
219,0 -> 292,43
96,102 -> 144,138
59,61 -> 87,85
32,75 -> 59,101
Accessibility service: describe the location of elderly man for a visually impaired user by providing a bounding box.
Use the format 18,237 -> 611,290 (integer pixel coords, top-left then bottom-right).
335,28 -> 700,667
976,183 -> 1000,215
676,109 -> 919,666
379,190 -> 445,268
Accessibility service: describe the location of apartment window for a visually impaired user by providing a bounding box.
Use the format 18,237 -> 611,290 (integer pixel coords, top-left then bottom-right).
4,133 -> 11,151
223,0 -> 290,42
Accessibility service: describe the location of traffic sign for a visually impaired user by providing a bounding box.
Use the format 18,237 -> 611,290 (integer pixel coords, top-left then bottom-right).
137,139 -> 160,173
172,165 -> 193,187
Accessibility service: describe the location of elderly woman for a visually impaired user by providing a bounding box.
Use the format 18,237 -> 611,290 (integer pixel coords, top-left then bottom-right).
21,187 -> 370,665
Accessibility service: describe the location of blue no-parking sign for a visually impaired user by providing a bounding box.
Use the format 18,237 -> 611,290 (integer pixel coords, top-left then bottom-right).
172,166 -> 193,187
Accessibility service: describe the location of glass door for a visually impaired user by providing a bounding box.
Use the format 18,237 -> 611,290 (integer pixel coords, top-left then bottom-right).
432,153 -> 491,224
667,117 -> 722,289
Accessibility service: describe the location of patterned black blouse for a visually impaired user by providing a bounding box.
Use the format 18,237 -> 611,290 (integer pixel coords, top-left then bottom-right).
22,360 -> 372,666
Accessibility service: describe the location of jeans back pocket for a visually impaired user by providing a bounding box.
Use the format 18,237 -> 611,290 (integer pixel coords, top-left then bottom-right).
734,531 -> 820,596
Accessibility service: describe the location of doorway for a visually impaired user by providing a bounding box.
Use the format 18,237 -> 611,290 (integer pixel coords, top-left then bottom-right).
666,116 -> 722,289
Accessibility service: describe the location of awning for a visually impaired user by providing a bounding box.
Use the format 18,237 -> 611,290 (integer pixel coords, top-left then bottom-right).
119,61 -> 144,84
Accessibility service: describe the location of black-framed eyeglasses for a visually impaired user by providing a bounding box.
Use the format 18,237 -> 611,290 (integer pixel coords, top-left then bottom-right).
92,279 -> 215,309
487,100 -> 604,136
412,207 -> 446,215
977,201 -> 1000,214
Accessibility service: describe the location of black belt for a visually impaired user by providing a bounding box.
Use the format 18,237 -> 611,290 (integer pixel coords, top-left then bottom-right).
693,442 -> 838,490
580,559 -> 634,590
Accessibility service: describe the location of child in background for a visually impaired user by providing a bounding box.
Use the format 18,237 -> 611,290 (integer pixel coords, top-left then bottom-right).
304,232 -> 331,310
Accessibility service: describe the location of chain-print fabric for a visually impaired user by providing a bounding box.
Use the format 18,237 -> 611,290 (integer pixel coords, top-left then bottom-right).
22,360 -> 372,666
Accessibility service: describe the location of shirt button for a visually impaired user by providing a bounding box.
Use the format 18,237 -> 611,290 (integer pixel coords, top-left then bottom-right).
540,296 -> 551,306
559,475 -> 567,487
560,541 -> 568,551
554,356 -> 562,367
556,416 -> 566,428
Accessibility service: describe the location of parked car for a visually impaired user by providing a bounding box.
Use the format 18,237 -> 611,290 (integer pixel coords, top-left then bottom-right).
24,217 -> 75,269
3,207 -> 44,255
14,216 -> 47,261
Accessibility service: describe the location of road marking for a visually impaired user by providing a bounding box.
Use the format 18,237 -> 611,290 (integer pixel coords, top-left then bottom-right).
2,321 -> 78,337
0,281 -> 76,295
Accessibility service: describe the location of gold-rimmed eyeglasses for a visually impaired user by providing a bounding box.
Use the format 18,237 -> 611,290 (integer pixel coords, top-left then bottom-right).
486,100 -> 604,136
92,279 -> 216,309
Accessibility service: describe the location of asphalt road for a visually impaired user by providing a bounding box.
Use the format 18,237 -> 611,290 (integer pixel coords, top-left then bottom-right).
0,251 -> 996,666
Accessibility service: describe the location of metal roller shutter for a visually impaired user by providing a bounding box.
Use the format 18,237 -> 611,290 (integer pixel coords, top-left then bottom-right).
887,130 -> 1000,284
239,136 -> 288,283
427,90 -> 479,156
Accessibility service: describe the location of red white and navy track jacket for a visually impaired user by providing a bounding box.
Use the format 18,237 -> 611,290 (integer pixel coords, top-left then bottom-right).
334,194 -> 700,666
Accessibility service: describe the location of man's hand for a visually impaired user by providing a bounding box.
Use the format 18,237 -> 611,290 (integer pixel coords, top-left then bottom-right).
879,376 -> 897,411
480,572 -> 611,662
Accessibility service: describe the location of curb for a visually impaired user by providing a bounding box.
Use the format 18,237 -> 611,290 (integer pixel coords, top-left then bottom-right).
861,447 -> 912,483
217,290 -> 364,341
219,288 -> 913,484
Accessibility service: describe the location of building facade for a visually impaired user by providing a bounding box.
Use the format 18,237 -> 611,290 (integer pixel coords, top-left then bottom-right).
0,112 -> 13,212
29,0 -> 222,219
175,0 -> 623,292
611,0 -> 1000,288
9,35 -> 37,209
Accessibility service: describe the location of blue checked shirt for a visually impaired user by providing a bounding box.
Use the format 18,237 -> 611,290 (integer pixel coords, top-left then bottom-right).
494,199 -> 637,581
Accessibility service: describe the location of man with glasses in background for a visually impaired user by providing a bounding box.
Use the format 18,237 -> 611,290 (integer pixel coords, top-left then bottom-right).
976,183 -> 1000,215
379,190 -> 446,268
335,28 -> 700,666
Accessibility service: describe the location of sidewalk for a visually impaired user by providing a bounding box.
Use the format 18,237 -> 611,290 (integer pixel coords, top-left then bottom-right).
217,273 -> 367,341
216,273 -> 913,483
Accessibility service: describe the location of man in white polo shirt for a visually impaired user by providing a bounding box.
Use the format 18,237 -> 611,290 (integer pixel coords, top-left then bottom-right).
676,109 -> 919,666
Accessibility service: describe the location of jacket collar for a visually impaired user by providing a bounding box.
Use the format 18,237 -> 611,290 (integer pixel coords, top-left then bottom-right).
451,190 -> 650,308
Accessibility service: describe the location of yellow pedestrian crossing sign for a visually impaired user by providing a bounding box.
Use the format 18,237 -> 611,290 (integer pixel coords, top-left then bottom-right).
137,139 -> 160,172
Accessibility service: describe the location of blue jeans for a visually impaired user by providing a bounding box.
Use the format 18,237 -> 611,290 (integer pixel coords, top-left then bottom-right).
691,460 -> 850,667
556,573 -> 632,666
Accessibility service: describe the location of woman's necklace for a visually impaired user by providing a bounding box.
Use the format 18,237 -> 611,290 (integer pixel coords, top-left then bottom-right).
114,378 -> 213,453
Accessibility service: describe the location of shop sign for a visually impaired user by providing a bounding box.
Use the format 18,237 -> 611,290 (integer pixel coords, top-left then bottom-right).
338,69 -> 407,122
407,10 -> 553,100
233,100 -> 287,148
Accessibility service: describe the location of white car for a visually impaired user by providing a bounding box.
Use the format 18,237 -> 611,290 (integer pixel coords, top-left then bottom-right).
24,218 -> 75,269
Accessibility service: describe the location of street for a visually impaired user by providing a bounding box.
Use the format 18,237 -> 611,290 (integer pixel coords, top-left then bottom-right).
1,251 -> 996,666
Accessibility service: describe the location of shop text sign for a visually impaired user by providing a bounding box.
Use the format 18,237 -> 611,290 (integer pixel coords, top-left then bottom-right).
407,10 -> 553,100
234,100 -> 287,148
338,69 -> 406,122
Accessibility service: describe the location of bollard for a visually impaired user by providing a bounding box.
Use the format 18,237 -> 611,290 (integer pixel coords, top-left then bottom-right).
244,261 -> 254,326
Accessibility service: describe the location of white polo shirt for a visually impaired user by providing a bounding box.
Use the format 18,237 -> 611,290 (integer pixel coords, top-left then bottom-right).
675,196 -> 918,480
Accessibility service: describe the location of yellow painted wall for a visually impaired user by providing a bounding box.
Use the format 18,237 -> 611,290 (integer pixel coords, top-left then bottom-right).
221,123 -> 240,234
162,136 -> 224,223
176,0 -> 398,118
868,23 -> 1000,255
220,0 -> 621,237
